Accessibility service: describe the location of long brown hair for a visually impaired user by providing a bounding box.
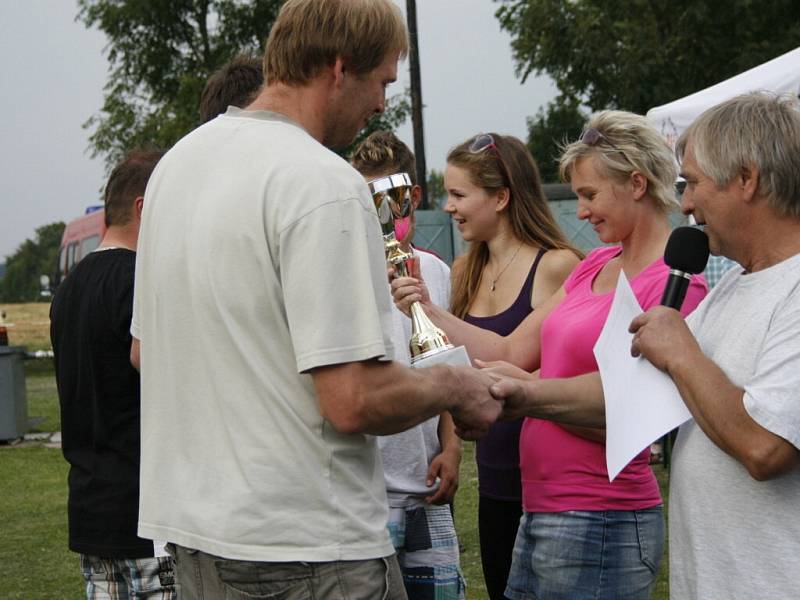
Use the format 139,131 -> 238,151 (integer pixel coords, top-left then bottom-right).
448,134 -> 581,318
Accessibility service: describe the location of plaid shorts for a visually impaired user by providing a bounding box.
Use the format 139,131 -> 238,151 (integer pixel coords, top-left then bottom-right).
80,554 -> 177,600
387,503 -> 465,600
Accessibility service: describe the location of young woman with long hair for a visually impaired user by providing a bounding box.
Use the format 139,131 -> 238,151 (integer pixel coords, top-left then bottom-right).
432,133 -> 581,599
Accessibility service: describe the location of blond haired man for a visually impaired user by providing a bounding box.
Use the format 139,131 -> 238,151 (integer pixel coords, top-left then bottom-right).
131,1 -> 501,598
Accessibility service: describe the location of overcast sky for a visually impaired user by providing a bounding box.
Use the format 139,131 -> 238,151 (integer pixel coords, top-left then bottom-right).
0,0 -> 557,261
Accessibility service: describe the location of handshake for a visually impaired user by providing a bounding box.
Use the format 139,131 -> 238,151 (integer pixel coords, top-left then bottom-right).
445,360 -> 533,440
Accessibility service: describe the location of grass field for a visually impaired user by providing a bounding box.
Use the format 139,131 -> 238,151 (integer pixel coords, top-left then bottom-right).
0,302 -> 671,599
0,446 -> 82,599
1,301 -> 52,351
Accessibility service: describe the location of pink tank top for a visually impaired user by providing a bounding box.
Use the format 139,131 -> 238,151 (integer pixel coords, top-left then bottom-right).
521,246 -> 708,512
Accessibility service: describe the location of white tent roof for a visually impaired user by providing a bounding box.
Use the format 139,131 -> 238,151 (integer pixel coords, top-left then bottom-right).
647,47 -> 800,148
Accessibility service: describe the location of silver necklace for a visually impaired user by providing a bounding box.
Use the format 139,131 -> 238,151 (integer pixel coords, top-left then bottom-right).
489,243 -> 523,292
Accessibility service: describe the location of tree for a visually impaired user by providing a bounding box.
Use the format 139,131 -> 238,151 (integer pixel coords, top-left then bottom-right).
343,90 -> 412,159
78,0 -> 281,168
80,0 -> 410,169
496,0 -> 800,181
526,96 -> 586,182
426,169 -> 446,208
0,223 -> 65,303
496,0 -> 800,116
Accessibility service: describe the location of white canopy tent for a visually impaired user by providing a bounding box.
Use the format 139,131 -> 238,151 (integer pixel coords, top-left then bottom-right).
647,47 -> 800,148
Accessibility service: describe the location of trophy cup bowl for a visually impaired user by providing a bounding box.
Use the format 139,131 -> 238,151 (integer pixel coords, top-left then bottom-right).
369,173 -> 470,368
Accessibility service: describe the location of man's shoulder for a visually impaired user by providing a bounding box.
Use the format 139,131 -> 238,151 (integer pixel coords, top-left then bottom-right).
56,250 -> 135,292
290,156 -> 365,196
89,249 -> 137,280
416,248 -> 450,279
269,158 -> 373,229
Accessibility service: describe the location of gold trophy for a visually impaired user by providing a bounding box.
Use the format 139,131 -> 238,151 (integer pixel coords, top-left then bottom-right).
369,173 -> 470,368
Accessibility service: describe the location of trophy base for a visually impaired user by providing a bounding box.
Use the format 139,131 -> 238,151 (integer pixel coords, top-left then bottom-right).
411,345 -> 471,369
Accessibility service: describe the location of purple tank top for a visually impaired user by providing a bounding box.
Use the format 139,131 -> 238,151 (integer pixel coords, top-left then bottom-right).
464,249 -> 545,501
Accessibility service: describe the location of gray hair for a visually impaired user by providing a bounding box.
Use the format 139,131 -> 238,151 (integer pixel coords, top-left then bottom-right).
676,92 -> 800,219
559,110 -> 678,213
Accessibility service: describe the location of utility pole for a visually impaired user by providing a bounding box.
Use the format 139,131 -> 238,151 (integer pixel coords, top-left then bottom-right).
406,0 -> 428,208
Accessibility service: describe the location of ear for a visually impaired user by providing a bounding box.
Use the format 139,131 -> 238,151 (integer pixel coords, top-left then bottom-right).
739,165 -> 759,202
629,171 -> 648,201
332,56 -> 347,88
494,187 -> 510,212
410,184 -> 422,211
134,196 -> 144,220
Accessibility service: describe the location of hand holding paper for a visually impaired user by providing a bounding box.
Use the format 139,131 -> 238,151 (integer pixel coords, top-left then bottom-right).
593,272 -> 692,481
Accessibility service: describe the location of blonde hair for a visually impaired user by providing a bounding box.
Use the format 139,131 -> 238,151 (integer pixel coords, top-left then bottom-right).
559,110 -> 678,213
264,0 -> 408,85
677,92 -> 800,219
350,130 -> 416,183
448,134 -> 582,318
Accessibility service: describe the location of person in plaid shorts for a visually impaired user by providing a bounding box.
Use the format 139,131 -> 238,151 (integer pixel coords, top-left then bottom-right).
51,149 -> 176,599
352,131 -> 466,600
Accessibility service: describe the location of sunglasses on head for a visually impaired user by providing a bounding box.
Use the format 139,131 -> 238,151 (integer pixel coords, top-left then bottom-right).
580,128 -> 625,153
468,133 -> 512,187
469,133 -> 498,154
580,128 -> 635,167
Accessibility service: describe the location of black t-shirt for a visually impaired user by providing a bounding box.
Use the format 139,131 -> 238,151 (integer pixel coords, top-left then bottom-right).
50,248 -> 154,558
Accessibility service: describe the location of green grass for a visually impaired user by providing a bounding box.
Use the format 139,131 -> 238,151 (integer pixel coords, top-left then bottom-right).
0,302 -> 52,351
453,443 -> 488,598
5,364 -> 670,599
0,446 -> 82,599
653,465 -> 670,599
25,360 -> 60,433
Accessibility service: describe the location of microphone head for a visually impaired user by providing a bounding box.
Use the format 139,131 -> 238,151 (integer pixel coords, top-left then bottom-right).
664,226 -> 710,274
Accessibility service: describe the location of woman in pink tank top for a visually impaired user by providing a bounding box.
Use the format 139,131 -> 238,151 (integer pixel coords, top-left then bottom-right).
403,133 -> 582,599
392,113 -> 708,599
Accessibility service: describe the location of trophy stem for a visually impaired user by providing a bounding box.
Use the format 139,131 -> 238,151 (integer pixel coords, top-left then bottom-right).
408,301 -> 453,363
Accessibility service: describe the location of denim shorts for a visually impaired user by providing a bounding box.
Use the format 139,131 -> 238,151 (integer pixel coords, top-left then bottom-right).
504,506 -> 665,600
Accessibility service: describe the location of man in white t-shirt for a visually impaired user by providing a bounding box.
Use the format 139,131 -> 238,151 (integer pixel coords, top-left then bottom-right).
629,92 -> 800,599
129,2 -> 501,598
351,131 -> 465,599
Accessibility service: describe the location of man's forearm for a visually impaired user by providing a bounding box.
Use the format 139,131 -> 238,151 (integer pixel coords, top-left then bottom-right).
356,363 -> 463,435
312,360 -> 497,437
667,351 -> 800,479
130,336 -> 141,372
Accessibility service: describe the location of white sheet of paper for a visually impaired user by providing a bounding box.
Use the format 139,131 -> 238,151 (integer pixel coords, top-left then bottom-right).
593,272 -> 692,481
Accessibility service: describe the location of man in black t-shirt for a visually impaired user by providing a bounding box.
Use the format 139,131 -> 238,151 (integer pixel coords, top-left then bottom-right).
50,148 -> 176,599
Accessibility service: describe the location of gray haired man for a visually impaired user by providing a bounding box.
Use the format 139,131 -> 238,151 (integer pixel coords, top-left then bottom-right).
630,92 -> 800,599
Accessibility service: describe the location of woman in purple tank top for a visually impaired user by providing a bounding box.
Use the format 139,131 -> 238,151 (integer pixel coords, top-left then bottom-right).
412,133 -> 582,599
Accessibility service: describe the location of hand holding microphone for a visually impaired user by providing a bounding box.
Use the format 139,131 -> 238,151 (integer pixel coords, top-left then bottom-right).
630,227 -> 710,371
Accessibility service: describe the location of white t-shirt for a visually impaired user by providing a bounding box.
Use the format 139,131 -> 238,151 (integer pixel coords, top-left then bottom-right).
131,108 -> 396,562
670,252 -> 800,599
379,249 -> 451,507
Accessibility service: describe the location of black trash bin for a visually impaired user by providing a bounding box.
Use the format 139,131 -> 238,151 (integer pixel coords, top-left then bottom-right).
0,346 -> 28,441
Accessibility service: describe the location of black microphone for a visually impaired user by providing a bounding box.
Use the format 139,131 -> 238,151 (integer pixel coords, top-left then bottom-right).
661,226 -> 710,309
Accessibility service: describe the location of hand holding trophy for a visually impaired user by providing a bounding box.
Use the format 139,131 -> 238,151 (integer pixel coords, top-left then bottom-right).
369,172 -> 470,368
